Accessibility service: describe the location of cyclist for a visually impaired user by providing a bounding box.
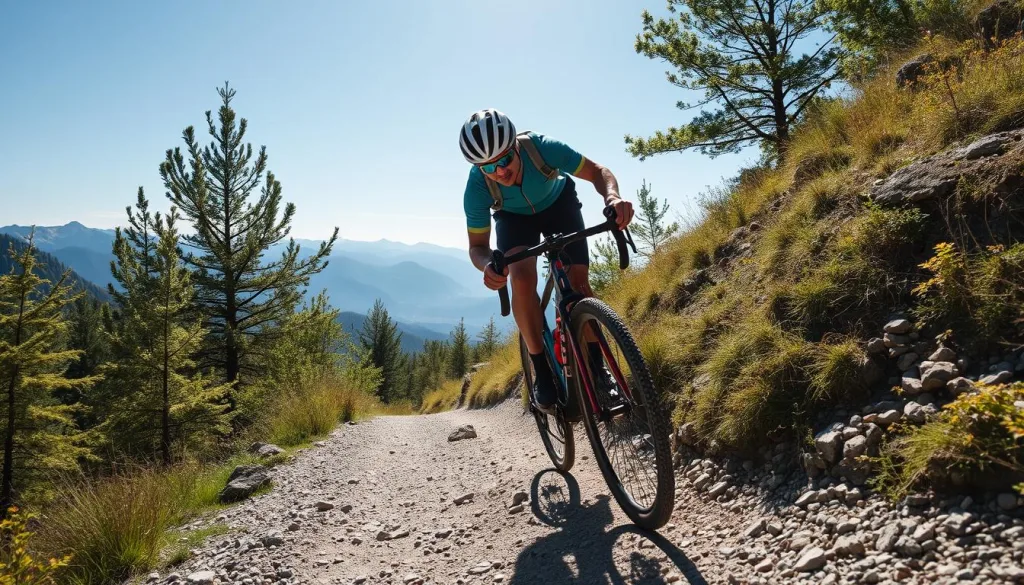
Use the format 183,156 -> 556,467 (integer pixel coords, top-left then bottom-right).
459,108 -> 634,414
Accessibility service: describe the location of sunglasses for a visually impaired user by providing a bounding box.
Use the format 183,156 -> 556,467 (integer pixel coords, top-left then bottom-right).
478,149 -> 516,174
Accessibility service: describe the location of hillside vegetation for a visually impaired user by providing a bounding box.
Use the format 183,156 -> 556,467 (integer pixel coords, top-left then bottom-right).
460,7 -> 1024,496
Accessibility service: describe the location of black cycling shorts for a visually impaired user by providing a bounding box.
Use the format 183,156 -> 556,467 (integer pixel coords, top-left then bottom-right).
493,176 -> 590,267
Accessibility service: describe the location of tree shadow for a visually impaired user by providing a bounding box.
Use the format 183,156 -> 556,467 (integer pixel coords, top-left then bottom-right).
510,469 -> 708,585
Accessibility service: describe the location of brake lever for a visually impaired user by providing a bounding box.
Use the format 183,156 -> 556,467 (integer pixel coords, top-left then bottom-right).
623,227 -> 638,254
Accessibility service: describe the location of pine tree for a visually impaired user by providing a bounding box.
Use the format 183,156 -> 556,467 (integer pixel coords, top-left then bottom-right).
0,234 -> 97,515
159,83 -> 338,394
358,299 -> 403,403
447,319 -> 470,379
626,0 -> 841,161
630,180 -> 680,257
476,316 -> 500,361
101,198 -> 232,465
590,235 -> 623,293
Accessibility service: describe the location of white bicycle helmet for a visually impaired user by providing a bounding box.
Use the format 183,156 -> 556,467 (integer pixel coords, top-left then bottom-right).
459,108 -> 517,164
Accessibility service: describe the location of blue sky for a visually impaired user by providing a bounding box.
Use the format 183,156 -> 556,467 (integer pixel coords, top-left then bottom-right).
1,0 -> 764,249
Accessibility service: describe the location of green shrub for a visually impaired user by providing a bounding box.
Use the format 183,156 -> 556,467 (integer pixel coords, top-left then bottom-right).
913,242 -> 1024,349
36,470 -> 178,585
874,382 -> 1024,498
1,507 -> 70,585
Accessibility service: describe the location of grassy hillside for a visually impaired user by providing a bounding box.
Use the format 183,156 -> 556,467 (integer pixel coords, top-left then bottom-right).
455,33 -> 1024,488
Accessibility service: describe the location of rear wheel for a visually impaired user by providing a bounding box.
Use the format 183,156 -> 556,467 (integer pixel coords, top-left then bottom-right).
569,298 -> 674,530
519,334 -> 575,472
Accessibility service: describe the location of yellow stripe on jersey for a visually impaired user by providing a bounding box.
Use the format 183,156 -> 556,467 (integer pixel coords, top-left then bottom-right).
572,156 -> 587,176
467,226 -> 491,234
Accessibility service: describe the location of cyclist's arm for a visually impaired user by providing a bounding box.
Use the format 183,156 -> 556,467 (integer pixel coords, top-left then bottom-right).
467,230 -> 492,273
573,157 -> 621,204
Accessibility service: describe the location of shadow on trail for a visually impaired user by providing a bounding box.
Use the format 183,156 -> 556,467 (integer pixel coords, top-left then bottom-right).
509,469 -> 707,585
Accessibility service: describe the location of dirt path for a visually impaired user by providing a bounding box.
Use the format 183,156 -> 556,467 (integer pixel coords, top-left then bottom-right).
165,399 -> 1023,585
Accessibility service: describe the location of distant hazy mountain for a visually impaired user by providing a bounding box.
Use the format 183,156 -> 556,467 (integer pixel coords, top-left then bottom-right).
336,311 -> 449,354
0,222 -> 499,330
0,234 -> 109,301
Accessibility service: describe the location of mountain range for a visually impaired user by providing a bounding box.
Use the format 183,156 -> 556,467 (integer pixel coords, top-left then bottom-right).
0,221 -> 505,342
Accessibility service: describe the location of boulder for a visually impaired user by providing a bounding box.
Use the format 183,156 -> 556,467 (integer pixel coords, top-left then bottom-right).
947,377 -> 974,396
448,425 -> 478,442
219,465 -> 270,503
921,361 -> 956,390
871,158 -> 959,206
928,347 -> 957,362
257,444 -> 285,458
794,547 -> 827,572
976,0 -> 1023,47
814,429 -> 844,464
896,54 -> 934,87
884,319 -> 913,335
843,435 -> 868,460
904,401 -> 926,424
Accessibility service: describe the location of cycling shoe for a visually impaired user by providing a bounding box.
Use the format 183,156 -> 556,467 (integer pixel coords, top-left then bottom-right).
532,375 -> 559,415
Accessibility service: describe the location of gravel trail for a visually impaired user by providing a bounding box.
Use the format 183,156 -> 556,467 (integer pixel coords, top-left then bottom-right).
165,398 -> 1024,585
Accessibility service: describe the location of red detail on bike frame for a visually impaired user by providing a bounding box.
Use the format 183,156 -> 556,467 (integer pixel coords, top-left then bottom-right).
592,322 -> 634,402
568,333 -> 600,413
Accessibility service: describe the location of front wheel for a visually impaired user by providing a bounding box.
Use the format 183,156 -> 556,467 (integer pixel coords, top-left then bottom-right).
569,298 -> 675,530
519,334 -> 575,472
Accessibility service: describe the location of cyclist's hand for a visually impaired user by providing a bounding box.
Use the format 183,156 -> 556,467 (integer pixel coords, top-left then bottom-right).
484,263 -> 509,291
607,197 -> 634,230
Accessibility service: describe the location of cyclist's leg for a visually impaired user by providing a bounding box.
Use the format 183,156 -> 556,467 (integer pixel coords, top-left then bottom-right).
508,252 -> 543,353
539,179 -> 602,367
493,211 -> 544,354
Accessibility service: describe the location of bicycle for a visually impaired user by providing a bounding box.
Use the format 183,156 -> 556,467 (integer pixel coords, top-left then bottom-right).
488,205 -> 676,530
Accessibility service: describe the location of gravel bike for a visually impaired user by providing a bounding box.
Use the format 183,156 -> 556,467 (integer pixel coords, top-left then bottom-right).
488,205 -> 675,530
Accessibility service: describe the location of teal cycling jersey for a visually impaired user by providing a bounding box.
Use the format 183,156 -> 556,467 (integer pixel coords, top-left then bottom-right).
464,132 -> 586,233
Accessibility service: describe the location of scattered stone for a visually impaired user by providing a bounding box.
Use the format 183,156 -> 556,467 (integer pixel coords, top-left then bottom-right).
186,571 -> 216,585
314,501 -> 334,511
877,524 -> 901,552
876,410 -> 902,426
448,425 -> 478,442
833,534 -> 865,557
884,333 -> 911,347
511,491 -> 528,506
743,519 -> 766,539
901,376 -> 924,395
921,361 -> 956,390
256,444 -> 285,458
708,481 -> 729,498
843,435 -> 868,460
508,504 -> 524,514
884,319 -> 913,335
897,353 -> 919,371
947,377 -> 974,396
815,429 -> 843,464
794,547 -> 826,572
904,401 -> 926,424
929,347 -> 957,362
981,370 -> 1014,385
453,492 -> 474,505
261,531 -> 284,547
218,465 -> 270,503
867,338 -> 887,355
997,493 -> 1018,511
755,558 -> 774,573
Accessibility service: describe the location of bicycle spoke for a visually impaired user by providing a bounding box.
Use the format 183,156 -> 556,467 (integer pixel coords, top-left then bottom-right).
581,317 -> 662,511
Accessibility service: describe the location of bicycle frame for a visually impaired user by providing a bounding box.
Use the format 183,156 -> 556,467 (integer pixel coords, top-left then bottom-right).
540,252 -> 635,416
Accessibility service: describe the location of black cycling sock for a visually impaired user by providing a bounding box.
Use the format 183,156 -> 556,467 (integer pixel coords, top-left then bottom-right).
529,352 -> 557,407
530,352 -> 551,378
